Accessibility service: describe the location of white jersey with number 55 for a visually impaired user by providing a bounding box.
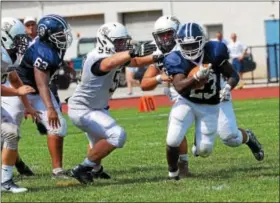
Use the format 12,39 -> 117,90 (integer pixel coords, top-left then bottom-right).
69,49 -> 121,110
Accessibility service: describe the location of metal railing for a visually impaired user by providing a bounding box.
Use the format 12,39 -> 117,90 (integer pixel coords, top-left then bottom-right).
246,43 -> 279,84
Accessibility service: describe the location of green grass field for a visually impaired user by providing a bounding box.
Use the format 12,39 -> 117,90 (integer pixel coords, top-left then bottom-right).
2,98 -> 279,202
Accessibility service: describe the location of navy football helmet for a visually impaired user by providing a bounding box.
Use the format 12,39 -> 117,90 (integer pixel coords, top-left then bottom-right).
176,22 -> 206,60
37,14 -> 72,50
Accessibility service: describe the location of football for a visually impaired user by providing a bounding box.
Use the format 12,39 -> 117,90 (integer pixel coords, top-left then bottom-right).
187,65 -> 209,89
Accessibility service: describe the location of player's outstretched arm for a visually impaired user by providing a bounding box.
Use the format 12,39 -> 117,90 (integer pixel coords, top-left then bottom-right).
100,42 -> 157,72
130,54 -> 163,68
1,84 -> 34,96
141,64 -> 171,91
8,71 -> 40,120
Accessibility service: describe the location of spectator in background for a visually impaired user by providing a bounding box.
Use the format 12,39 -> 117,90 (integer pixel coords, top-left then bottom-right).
23,16 -> 37,40
215,31 -> 228,45
227,33 -> 248,89
125,66 -> 139,95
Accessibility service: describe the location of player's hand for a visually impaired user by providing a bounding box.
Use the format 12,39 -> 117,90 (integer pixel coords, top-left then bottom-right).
25,107 -> 42,123
129,42 -> 157,58
220,84 -> 232,102
160,72 -> 172,82
194,64 -> 212,81
47,107 -> 60,129
16,85 -> 35,96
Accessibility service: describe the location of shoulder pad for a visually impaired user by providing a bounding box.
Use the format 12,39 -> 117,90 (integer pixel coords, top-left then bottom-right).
33,41 -> 59,70
164,51 -> 182,66
205,41 -> 229,66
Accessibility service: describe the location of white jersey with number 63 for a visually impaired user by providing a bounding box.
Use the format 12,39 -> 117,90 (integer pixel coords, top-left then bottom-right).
69,49 -> 121,110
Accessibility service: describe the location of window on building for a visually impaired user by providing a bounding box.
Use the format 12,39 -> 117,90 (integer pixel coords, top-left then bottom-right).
204,24 -> 223,40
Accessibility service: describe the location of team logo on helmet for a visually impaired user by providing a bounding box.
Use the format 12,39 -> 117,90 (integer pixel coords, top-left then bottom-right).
38,24 -> 47,37
100,26 -> 110,36
2,22 -> 13,32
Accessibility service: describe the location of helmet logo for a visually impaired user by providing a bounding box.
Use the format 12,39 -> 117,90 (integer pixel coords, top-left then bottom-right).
100,26 -> 110,36
38,24 -> 47,37
2,22 -> 13,32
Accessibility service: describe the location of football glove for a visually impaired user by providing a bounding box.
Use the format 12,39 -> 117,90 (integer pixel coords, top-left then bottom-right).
129,42 -> 157,58
220,84 -> 232,102
193,63 -> 212,81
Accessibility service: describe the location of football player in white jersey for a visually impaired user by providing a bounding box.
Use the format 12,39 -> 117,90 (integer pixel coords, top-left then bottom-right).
1,17 -> 40,193
68,22 -> 159,184
140,15 -> 191,178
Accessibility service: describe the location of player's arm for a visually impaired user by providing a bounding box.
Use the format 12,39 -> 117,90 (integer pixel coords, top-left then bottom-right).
220,60 -> 240,89
141,64 -> 171,91
1,84 -> 34,96
34,68 -> 53,109
163,53 -> 201,94
172,74 -> 197,94
8,71 -> 41,121
129,54 -> 162,68
100,43 -> 157,72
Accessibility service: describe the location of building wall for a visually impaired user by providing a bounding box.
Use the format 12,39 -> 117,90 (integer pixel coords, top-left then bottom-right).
2,1 -> 279,78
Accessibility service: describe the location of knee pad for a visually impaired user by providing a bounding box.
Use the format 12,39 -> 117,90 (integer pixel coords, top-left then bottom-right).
197,142 -> 213,158
106,126 -> 127,148
47,115 -> 67,137
166,135 -> 183,147
221,130 -> 242,147
2,123 -> 19,150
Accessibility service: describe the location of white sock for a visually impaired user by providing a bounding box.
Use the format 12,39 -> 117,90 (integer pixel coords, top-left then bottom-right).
179,154 -> 188,162
168,169 -> 179,178
82,158 -> 96,167
92,165 -> 101,172
52,167 -> 64,174
2,165 -> 13,183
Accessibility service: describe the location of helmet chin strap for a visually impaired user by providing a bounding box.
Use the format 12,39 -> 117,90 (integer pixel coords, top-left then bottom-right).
189,52 -> 204,66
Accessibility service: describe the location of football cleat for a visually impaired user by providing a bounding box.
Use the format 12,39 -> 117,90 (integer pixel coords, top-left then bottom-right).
191,145 -> 199,157
178,160 -> 191,178
168,169 -> 180,181
1,179 -> 28,193
52,170 -> 70,179
15,160 -> 34,176
69,164 -> 94,184
91,166 -> 111,179
246,129 -> 264,161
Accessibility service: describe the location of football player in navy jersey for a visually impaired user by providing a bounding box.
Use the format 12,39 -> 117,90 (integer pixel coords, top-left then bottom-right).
163,22 -> 263,180
2,14 -> 73,178
140,15 -> 191,178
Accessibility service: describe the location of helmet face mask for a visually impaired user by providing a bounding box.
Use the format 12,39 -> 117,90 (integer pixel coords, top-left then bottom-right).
111,37 -> 131,52
153,28 -> 177,54
49,28 -> 72,50
12,34 -> 31,55
1,17 -> 29,60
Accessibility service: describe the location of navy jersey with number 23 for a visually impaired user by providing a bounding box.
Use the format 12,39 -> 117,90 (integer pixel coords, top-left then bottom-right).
163,41 -> 229,105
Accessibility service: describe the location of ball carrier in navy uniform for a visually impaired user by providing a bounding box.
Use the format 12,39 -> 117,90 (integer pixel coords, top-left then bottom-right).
3,14 -> 73,178
163,22 -> 263,180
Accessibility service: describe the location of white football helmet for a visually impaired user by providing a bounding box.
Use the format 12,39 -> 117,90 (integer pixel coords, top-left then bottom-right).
1,17 -> 30,55
152,15 -> 181,54
96,22 -> 131,54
